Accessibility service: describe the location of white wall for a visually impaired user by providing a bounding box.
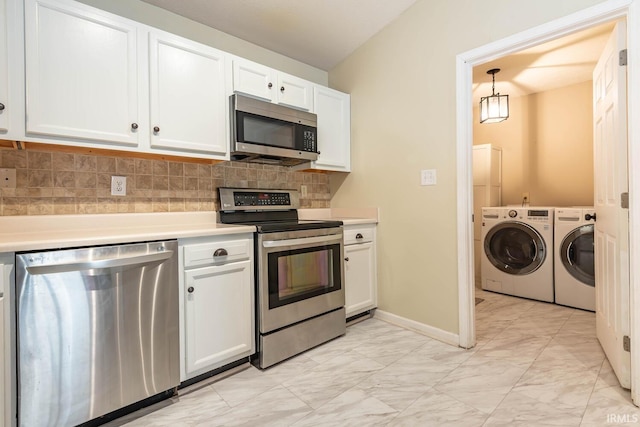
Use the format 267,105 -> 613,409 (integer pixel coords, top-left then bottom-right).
328,0 -> 608,334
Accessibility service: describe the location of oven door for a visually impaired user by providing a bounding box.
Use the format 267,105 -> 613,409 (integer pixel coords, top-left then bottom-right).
257,228 -> 345,333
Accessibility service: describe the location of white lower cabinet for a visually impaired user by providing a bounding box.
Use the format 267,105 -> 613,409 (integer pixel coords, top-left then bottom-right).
344,224 -> 377,318
180,235 -> 254,380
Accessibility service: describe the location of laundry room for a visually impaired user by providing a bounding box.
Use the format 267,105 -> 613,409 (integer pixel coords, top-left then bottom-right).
471,21 -> 617,313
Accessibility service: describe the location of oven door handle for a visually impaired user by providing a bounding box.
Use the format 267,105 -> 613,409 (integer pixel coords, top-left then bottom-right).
262,235 -> 342,248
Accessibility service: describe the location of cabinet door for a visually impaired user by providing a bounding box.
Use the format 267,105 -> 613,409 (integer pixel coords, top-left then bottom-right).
232,58 -> 275,102
0,0 -> 8,133
24,0 -> 141,145
313,86 -> 351,172
149,31 -> 228,156
345,242 -> 376,317
184,260 -> 253,376
277,72 -> 313,111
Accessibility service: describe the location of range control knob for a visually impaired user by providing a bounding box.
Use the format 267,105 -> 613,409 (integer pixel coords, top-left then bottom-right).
508,210 -> 518,218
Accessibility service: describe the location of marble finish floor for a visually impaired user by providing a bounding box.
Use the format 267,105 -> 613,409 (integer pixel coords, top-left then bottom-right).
118,290 -> 640,426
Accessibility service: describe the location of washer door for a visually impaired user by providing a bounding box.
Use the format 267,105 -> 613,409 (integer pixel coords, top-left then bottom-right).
484,221 -> 546,275
560,224 -> 595,287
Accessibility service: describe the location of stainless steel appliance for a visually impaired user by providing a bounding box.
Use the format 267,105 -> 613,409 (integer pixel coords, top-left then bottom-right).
229,94 -> 319,166
219,188 -> 345,368
15,240 -> 180,427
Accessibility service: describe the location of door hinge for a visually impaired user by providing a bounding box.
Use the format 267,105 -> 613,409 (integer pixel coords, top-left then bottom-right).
621,192 -> 629,209
624,335 -> 631,352
620,49 -> 628,66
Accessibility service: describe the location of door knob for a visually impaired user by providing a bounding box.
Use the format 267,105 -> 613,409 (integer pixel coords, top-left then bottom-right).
585,213 -> 596,221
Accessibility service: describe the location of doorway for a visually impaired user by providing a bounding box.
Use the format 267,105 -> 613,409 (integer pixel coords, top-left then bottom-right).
455,0 -> 640,404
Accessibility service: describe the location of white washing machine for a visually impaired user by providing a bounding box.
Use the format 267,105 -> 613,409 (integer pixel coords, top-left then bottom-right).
481,207 -> 555,302
554,207 -> 596,311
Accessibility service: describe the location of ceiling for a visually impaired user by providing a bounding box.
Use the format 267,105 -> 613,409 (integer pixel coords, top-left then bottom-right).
472,22 -> 615,102
140,0 -> 418,70
139,1 -> 615,99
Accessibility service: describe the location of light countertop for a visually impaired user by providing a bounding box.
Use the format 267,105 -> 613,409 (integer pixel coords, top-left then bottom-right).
0,208 -> 379,253
0,212 -> 254,252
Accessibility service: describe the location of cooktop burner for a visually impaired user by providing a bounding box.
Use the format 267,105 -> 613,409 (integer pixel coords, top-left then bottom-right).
217,187 -> 343,233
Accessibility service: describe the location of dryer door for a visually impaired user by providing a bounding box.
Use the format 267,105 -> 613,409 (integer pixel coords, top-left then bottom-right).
560,224 -> 595,287
484,221 -> 546,275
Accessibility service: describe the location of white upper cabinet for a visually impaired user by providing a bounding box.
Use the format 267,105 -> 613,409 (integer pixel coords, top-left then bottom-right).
312,86 -> 351,172
149,31 -> 228,155
232,57 -> 313,111
24,0 -> 142,146
276,72 -> 313,111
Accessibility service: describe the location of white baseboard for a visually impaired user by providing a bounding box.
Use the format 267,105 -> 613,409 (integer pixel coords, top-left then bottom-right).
374,310 -> 460,347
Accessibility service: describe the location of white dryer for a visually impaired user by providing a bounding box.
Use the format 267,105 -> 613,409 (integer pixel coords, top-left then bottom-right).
554,207 -> 595,311
481,207 -> 554,302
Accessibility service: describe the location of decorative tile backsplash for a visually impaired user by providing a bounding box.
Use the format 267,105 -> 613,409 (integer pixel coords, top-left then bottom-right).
0,148 -> 330,216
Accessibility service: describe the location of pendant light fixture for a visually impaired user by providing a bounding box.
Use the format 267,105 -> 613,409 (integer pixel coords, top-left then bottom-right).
480,68 -> 509,123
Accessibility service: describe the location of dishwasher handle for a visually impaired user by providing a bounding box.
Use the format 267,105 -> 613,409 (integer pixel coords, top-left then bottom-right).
25,250 -> 174,275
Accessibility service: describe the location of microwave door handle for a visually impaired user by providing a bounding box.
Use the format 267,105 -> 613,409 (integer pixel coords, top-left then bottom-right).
25,250 -> 174,275
262,235 -> 342,248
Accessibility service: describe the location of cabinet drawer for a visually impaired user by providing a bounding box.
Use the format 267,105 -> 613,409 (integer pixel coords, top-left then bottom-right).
183,238 -> 252,268
344,226 -> 374,245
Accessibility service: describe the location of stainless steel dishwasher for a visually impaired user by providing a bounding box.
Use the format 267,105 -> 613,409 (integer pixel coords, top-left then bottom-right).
15,240 -> 180,427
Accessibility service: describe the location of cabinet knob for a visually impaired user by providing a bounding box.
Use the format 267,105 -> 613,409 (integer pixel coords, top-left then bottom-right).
356,233 -> 364,240
213,248 -> 228,257
0,103 -> 5,111
268,82 -> 273,89
280,86 -> 285,92
153,126 -> 160,133
345,257 -> 350,262
131,123 -> 139,130
187,286 -> 195,293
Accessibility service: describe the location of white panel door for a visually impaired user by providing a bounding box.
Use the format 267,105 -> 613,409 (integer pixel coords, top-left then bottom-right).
232,58 -> 275,102
0,0 -> 8,133
184,260 -> 254,376
24,0 -> 140,145
345,242 -> 376,317
149,31 -> 228,155
313,86 -> 351,172
594,21 -> 630,388
277,72 -> 313,111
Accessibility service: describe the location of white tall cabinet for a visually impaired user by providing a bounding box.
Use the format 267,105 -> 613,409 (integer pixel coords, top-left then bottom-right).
311,86 -> 351,172
473,144 -> 502,284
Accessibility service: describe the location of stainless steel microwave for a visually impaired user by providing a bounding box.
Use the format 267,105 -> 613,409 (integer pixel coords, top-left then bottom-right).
230,94 -> 318,166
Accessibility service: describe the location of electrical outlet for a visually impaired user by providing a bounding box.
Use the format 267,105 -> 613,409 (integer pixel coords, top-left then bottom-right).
300,185 -> 308,197
0,168 -> 16,188
111,176 -> 127,196
421,169 -> 437,186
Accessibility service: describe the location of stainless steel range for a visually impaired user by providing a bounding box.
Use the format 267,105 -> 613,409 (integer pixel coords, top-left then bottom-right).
218,188 -> 345,368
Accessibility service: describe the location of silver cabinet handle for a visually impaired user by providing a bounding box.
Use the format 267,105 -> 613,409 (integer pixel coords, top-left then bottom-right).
213,248 -> 228,257
26,250 -> 174,275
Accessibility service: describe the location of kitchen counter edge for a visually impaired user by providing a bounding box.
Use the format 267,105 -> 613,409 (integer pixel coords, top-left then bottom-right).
0,212 -> 255,253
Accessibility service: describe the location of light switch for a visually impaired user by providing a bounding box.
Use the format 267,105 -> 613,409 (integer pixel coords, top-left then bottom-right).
421,169 -> 437,186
